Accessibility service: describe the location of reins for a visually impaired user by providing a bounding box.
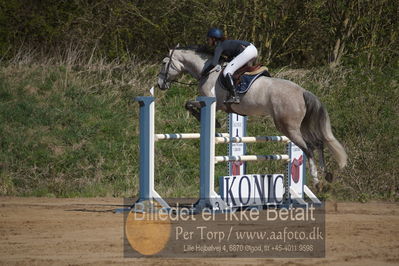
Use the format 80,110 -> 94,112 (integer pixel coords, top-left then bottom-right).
172,67 -> 221,87
172,80 -> 198,86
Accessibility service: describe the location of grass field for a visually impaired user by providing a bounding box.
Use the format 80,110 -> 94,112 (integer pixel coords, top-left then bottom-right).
0,52 -> 398,201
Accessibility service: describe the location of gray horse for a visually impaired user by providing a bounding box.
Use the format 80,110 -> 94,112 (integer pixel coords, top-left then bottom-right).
157,46 -> 347,184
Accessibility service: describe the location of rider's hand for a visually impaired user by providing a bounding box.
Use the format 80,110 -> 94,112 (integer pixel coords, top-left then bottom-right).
202,65 -> 213,77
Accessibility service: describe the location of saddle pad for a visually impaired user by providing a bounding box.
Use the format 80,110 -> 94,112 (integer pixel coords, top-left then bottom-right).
236,70 -> 270,94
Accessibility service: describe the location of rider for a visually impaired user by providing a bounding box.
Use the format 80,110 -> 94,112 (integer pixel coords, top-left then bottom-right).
202,28 -> 258,104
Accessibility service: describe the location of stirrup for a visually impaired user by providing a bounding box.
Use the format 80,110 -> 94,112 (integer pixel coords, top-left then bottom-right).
224,96 -> 240,104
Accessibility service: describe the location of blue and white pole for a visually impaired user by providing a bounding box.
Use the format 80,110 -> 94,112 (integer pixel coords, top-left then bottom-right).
195,96 -> 228,212
134,96 -> 170,210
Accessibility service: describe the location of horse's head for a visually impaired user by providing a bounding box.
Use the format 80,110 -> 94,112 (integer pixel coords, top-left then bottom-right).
157,47 -> 183,90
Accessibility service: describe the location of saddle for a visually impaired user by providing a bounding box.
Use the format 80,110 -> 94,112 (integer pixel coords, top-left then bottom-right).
233,64 -> 270,81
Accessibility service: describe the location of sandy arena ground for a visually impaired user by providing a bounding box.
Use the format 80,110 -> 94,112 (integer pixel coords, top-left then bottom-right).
0,197 -> 398,265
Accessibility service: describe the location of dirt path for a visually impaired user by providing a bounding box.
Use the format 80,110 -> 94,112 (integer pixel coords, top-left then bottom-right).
0,197 -> 398,265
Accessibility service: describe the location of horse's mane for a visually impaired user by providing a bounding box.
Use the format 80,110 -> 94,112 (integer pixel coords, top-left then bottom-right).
170,44 -> 229,65
173,45 -> 214,61
175,45 -> 213,55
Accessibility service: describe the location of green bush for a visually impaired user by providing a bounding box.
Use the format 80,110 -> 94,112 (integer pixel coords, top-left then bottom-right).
1,1 -> 397,68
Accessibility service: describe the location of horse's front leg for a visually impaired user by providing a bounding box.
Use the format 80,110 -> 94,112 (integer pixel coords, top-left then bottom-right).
185,100 -> 201,123
184,100 -> 221,128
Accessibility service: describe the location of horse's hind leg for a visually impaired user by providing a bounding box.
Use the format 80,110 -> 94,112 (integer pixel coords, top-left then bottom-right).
316,145 -> 334,183
277,123 -> 319,184
317,145 -> 325,171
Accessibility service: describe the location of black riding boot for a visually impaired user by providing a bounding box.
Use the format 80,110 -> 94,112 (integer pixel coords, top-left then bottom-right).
224,73 -> 240,104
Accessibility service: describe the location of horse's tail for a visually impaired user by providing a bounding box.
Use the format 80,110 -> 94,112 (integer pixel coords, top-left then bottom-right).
301,91 -> 347,169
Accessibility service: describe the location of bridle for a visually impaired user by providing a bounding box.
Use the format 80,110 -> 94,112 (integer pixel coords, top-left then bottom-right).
161,47 -> 176,88
159,46 -> 221,88
159,46 -> 192,88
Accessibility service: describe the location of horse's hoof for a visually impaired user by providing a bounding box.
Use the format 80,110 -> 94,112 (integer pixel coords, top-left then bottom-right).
325,172 -> 334,183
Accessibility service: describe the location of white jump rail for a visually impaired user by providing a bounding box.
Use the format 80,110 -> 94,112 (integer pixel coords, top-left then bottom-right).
155,133 -> 229,141
214,154 -> 290,163
215,135 -> 289,144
